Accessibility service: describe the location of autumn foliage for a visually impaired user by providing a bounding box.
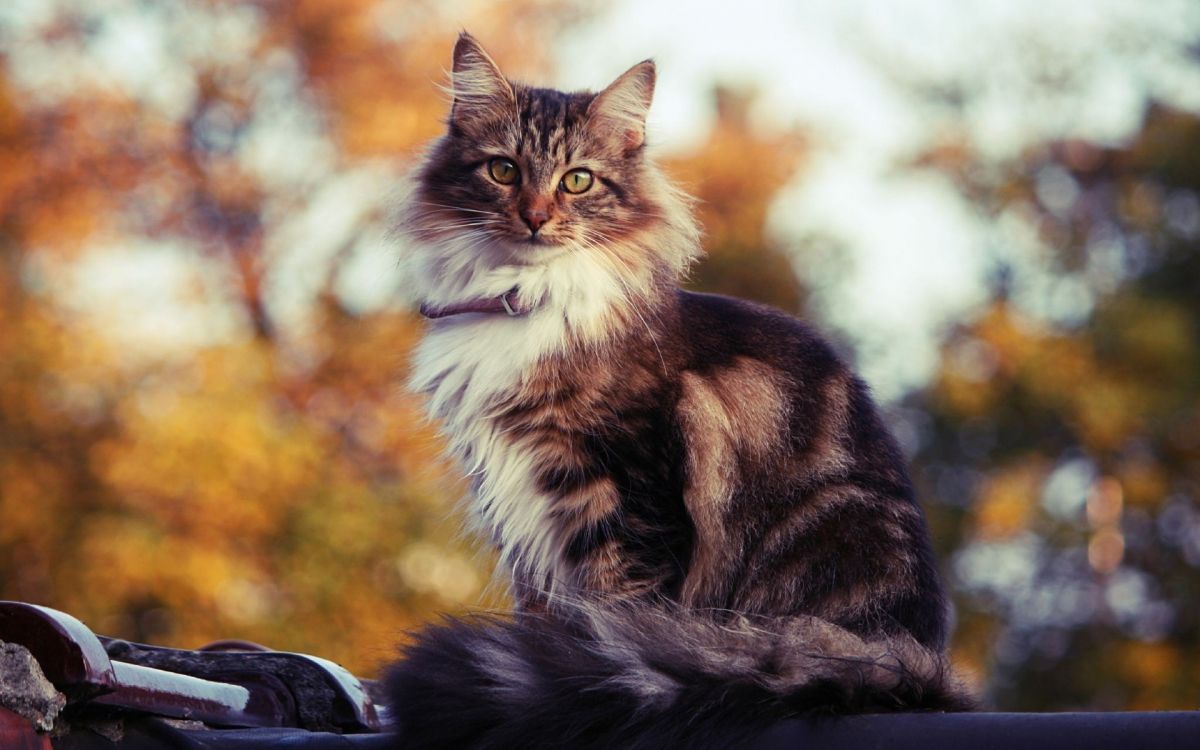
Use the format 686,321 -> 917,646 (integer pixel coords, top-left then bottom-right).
0,0 -> 805,676
0,0 -> 584,673
1,1 -> 1198,709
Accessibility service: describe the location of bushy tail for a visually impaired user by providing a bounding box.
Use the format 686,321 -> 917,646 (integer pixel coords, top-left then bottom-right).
385,601 -> 973,750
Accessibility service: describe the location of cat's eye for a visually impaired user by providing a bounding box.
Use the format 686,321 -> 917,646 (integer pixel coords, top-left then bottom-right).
488,158 -> 519,185
561,169 -> 594,194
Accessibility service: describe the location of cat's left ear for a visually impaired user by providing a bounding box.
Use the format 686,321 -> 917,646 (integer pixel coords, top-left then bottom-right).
587,60 -> 655,152
449,32 -> 516,134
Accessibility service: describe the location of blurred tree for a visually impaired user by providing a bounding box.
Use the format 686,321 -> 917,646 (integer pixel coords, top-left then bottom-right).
0,0 -> 817,678
909,105 -> 1200,709
0,0 -> 592,673
668,86 -> 809,312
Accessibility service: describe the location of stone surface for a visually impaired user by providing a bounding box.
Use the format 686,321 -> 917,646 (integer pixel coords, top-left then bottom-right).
0,641 -> 66,732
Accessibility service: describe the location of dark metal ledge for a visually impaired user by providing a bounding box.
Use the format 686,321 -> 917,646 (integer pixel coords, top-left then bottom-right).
757,711 -> 1200,750
43,711 -> 1200,749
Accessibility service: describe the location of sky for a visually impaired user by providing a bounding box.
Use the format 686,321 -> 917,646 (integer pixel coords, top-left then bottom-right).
6,0 -> 1200,400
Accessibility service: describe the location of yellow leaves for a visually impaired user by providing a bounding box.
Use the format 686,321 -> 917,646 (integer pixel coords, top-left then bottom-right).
666,89 -> 807,251
0,458 -> 67,567
0,456 -> 63,507
214,576 -> 280,627
1071,380 -> 1141,454
937,338 -> 1001,417
932,300 -> 1178,455
918,91 -> 1200,712
0,291 -> 475,672
665,87 -> 808,310
1101,295 -> 1200,396
934,306 -> 1032,416
65,333 -> 479,669
95,345 -> 320,543
951,296 -> 1178,547
69,516 -> 285,647
971,459 -> 1046,541
1118,454 -> 1168,509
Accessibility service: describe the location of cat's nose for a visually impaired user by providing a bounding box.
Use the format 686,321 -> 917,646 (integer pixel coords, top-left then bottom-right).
520,208 -> 551,233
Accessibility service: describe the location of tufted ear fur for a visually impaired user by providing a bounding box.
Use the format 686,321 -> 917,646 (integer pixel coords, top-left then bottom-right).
587,60 -> 656,152
449,32 -> 516,133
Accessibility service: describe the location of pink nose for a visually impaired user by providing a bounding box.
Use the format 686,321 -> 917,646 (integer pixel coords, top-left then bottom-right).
521,208 -> 550,233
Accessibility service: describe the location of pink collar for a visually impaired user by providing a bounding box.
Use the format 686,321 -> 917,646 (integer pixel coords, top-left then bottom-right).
419,288 -> 530,319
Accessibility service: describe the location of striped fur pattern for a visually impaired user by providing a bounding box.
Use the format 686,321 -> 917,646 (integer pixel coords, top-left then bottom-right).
392,601 -> 972,750
388,32 -> 972,749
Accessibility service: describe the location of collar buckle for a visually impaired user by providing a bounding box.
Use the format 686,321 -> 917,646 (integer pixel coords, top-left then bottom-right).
500,290 -> 520,317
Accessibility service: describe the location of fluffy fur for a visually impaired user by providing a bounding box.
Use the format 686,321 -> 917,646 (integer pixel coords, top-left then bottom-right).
387,32 -> 972,750
392,602 -> 970,750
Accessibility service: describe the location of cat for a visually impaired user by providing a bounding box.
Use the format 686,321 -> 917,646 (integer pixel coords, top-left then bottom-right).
385,31 -> 973,750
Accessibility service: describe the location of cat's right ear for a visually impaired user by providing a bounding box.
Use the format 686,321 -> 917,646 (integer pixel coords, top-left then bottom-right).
588,60 -> 656,153
449,32 -> 516,133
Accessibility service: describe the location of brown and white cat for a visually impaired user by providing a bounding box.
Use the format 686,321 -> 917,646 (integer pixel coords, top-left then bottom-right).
386,32 -> 972,750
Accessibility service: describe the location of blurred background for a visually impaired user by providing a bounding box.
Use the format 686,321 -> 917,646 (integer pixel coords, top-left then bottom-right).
1,0 -> 1198,711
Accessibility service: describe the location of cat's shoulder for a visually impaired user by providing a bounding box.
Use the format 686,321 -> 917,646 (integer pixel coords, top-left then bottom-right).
676,290 -> 845,372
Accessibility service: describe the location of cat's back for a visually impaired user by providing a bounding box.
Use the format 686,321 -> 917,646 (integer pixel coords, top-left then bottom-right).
675,290 -> 947,642
675,289 -> 910,494
676,290 -> 847,380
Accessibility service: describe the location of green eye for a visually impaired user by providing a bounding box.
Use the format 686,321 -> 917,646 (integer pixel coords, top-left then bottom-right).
488,158 -> 519,185
561,169 -> 594,194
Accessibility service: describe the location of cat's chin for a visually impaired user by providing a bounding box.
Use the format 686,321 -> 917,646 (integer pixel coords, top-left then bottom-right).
503,238 -> 570,264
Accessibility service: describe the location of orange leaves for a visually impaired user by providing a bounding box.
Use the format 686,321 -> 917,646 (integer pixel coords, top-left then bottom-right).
0,77 -> 35,213
0,1 -> 609,674
1114,642 -> 1187,710
260,0 -> 577,157
1117,454 -> 1168,509
0,82 -> 156,253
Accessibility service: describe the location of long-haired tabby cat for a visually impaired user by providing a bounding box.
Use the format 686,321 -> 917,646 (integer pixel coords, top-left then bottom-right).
386,32 -> 972,749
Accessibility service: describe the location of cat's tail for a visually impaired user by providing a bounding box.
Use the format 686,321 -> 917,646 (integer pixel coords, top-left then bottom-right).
384,600 -> 974,750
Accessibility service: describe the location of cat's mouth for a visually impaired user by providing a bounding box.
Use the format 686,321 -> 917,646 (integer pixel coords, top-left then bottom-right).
509,229 -> 570,251
520,233 -> 556,247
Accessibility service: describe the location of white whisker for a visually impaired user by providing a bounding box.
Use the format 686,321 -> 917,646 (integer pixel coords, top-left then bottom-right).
416,201 -> 502,217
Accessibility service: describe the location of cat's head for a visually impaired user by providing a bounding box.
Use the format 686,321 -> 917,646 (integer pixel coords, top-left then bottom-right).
398,33 -> 699,321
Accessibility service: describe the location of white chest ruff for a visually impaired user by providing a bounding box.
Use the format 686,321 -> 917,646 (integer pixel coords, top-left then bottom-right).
408,252 -> 628,591
411,313 -> 563,589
